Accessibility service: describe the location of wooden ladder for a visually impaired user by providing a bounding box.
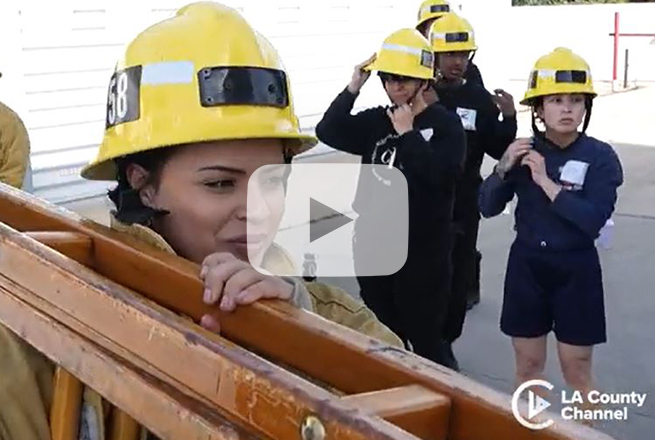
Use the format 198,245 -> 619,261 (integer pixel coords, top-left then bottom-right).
0,184 -> 614,440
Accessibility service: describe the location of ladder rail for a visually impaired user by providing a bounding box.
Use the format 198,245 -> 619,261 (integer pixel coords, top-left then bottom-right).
50,368 -> 84,440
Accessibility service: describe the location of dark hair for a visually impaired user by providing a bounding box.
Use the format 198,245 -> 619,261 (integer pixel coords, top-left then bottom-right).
530,94 -> 593,139
107,147 -> 173,225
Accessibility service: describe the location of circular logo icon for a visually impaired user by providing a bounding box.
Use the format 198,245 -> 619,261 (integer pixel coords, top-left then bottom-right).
512,380 -> 555,430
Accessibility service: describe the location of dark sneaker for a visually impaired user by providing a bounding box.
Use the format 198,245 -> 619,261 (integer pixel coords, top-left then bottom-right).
439,341 -> 460,372
466,295 -> 480,311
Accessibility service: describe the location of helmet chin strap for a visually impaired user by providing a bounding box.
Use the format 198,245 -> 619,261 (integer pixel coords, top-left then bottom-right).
405,85 -> 422,106
531,111 -> 544,140
582,97 -> 593,133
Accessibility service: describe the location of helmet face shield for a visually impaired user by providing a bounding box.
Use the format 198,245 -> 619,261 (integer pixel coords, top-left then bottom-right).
428,4 -> 449,13
445,32 -> 470,43
555,70 -> 588,85
198,67 -> 289,108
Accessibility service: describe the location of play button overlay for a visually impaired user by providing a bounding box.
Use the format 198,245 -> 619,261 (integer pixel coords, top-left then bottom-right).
247,163 -> 408,277
309,198 -> 353,242
529,391 -> 551,419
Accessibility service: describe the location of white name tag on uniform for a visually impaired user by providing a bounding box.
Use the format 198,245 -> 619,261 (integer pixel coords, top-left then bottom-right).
420,128 -> 434,141
560,160 -> 589,187
456,107 -> 477,131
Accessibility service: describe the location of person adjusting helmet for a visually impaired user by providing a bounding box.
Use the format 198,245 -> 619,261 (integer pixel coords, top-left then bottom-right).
316,28 -> 466,367
428,12 -> 517,370
521,47 -> 596,135
0,4 -> 404,440
480,47 -> 622,412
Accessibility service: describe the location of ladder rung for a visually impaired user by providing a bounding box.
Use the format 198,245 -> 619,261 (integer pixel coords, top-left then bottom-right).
109,409 -> 141,440
26,231 -> 93,266
50,369 -> 83,440
342,385 -> 451,440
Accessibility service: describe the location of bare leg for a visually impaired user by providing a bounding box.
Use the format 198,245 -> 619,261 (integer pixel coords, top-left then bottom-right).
512,336 -> 548,394
557,342 -> 594,396
557,342 -> 595,425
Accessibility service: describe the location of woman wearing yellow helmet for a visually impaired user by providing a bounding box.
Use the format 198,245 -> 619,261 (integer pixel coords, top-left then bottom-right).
428,12 -> 517,371
479,48 -> 623,405
316,29 -> 466,366
0,4 -> 403,440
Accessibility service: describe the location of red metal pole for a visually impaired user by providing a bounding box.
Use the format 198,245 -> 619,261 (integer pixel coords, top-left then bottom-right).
613,12 -> 620,82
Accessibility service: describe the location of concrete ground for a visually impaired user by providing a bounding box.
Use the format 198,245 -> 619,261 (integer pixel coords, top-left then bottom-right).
65,86 -> 655,439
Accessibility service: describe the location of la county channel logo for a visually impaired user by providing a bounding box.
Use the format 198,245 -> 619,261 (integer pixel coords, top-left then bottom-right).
511,380 -> 648,430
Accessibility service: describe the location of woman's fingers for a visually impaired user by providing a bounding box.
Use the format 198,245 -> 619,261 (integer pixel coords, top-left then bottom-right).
200,314 -> 221,333
202,259 -> 245,304
201,252 -> 237,276
221,267 -> 266,311
236,278 -> 293,306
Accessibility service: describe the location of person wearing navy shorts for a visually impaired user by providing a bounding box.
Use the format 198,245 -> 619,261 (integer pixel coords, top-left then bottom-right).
479,48 -> 623,410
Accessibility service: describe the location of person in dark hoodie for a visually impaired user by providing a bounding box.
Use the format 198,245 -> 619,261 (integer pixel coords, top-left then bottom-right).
479,48 -> 623,412
316,28 -> 466,366
427,12 -> 517,370
416,0 -> 485,88
416,1 -> 485,310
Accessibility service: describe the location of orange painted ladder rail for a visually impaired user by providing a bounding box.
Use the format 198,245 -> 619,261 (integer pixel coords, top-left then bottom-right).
0,184 -> 614,440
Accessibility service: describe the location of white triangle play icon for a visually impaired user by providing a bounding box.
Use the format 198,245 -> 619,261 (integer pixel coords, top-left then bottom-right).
528,391 -> 551,420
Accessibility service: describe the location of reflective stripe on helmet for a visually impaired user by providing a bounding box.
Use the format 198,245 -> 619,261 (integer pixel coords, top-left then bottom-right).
382,43 -> 423,56
381,43 -> 434,69
142,61 -> 194,85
